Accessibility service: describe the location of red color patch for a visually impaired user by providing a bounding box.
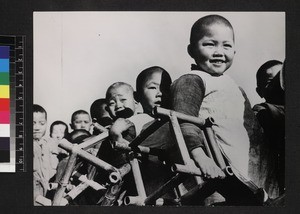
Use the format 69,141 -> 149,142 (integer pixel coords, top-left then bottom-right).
0,99 -> 9,111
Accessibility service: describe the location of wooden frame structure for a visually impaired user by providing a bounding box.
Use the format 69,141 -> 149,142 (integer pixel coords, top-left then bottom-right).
36,106 -> 262,206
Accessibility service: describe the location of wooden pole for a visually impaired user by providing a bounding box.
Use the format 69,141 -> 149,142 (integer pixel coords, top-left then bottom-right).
52,151 -> 78,205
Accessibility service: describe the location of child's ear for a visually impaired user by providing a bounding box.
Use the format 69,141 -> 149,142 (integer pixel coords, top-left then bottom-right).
256,87 -> 264,98
187,44 -> 194,58
69,123 -> 74,130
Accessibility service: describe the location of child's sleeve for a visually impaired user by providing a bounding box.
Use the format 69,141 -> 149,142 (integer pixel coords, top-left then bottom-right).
170,74 -> 206,152
254,103 -> 284,131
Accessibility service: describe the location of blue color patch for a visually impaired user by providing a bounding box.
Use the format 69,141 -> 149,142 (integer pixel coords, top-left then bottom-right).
0,59 -> 9,72
0,46 -> 9,59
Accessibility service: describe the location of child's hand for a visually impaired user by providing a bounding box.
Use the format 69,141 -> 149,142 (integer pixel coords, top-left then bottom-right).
110,118 -> 133,141
92,122 -> 108,133
253,104 -> 267,114
191,147 -> 225,179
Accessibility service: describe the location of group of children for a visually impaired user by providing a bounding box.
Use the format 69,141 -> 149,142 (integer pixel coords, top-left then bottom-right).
33,14 -> 285,206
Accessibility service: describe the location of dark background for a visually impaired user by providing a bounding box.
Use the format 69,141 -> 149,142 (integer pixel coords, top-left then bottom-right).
0,0 -> 299,213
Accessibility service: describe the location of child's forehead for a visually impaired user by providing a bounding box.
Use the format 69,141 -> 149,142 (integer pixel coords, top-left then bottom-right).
74,113 -> 90,119
108,86 -> 134,98
266,64 -> 282,74
144,71 -> 162,84
260,64 -> 282,80
192,23 -> 234,44
53,124 -> 66,129
203,23 -> 234,37
34,111 -> 46,120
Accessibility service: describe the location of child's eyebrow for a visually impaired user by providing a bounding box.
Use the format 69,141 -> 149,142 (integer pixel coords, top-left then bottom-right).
146,81 -> 159,86
202,38 -> 233,43
223,40 -> 234,43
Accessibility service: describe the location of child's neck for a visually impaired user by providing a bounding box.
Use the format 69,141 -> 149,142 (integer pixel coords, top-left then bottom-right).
34,138 -> 43,143
191,64 -> 225,77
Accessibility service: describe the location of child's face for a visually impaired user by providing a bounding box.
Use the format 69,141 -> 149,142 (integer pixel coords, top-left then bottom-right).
33,112 -> 47,141
258,64 -> 283,100
51,124 -> 66,141
107,86 -> 136,118
140,71 -> 163,114
191,24 -> 235,76
72,113 -> 91,131
260,64 -> 282,90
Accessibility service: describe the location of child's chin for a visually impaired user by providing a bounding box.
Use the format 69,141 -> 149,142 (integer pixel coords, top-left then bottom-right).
33,135 -> 42,140
209,69 -> 226,76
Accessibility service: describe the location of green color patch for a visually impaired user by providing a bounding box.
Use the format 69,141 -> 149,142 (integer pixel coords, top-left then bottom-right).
0,72 -> 9,85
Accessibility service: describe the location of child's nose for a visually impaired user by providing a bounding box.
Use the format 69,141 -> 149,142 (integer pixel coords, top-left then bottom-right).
115,100 -> 123,110
34,124 -> 40,130
213,46 -> 224,56
156,89 -> 162,97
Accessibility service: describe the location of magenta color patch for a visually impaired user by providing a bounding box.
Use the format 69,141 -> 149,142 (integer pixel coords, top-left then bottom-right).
0,111 -> 9,124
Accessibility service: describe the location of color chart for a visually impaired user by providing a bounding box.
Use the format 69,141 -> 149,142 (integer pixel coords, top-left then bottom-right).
0,35 -> 25,172
0,46 -> 10,164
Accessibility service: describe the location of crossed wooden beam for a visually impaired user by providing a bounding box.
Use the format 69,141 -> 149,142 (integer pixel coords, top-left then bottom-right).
36,107 -> 260,206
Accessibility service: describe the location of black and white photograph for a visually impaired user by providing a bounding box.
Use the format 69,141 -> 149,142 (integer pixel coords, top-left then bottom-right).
1,0 -> 300,212
33,12 -> 286,207
32,12 -> 286,207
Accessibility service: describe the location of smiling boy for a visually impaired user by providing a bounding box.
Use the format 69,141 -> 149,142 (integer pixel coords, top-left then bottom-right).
169,15 -> 268,205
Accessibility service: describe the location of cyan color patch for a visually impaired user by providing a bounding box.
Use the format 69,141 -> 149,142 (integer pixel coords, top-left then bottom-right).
0,59 -> 9,72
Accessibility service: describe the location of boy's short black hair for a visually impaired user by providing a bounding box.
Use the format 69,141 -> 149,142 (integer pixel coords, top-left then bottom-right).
256,60 -> 283,88
71,110 -> 90,124
90,98 -> 113,127
190,14 -> 234,45
50,120 -> 69,138
90,98 -> 107,120
105,82 -> 134,101
33,104 -> 47,120
135,66 -> 172,102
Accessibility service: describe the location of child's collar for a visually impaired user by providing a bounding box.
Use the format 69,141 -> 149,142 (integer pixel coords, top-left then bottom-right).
190,64 -> 224,77
34,137 -> 47,146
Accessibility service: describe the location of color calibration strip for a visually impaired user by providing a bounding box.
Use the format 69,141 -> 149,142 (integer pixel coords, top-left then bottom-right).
0,46 -> 11,167
0,35 -> 25,172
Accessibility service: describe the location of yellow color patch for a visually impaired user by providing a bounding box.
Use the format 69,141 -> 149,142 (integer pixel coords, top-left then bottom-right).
0,85 -> 9,98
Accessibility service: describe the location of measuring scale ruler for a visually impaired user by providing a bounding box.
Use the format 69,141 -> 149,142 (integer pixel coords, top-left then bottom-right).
0,35 -> 25,172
